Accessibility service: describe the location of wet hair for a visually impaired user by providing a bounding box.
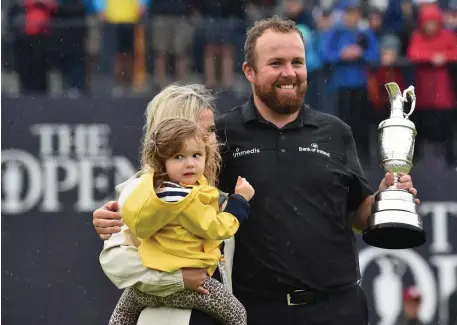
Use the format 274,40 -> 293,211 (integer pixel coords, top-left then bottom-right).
142,118 -> 221,189
141,83 -> 216,169
244,15 -> 304,69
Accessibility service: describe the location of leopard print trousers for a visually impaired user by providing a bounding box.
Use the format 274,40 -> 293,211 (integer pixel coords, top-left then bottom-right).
108,277 -> 247,325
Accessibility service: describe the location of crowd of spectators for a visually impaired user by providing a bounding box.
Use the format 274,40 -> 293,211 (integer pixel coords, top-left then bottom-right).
2,0 -> 457,167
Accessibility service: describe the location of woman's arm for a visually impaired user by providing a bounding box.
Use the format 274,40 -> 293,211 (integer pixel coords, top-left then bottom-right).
99,225 -> 186,297
99,174 -> 227,297
101,175 -> 187,296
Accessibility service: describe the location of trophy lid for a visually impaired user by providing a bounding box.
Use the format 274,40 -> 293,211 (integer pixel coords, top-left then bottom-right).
384,82 -> 416,120
380,82 -> 417,133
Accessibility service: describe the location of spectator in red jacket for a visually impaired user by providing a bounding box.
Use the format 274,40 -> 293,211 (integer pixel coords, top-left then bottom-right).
10,0 -> 56,94
407,3 -> 457,166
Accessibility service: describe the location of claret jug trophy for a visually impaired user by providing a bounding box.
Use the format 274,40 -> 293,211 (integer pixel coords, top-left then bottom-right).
363,82 -> 426,249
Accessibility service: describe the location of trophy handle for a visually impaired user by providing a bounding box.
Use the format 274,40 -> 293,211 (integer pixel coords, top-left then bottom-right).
402,86 -> 416,118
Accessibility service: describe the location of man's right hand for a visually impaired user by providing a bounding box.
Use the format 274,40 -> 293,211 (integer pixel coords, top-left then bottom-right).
183,268 -> 209,295
93,201 -> 123,240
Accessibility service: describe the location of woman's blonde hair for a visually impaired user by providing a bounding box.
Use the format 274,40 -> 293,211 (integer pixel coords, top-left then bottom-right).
143,83 -> 215,148
141,84 -> 216,181
142,118 -> 221,189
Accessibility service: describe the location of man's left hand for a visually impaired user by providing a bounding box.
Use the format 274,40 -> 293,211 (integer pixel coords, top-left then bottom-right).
378,172 -> 420,205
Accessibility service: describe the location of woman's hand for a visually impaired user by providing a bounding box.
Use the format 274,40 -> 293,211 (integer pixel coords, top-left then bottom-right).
183,268 -> 209,295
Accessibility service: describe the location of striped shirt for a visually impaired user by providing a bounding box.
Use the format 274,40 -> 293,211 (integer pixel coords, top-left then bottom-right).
156,181 -> 192,202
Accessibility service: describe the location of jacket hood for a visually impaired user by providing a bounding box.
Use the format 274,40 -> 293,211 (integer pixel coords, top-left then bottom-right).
418,3 -> 443,27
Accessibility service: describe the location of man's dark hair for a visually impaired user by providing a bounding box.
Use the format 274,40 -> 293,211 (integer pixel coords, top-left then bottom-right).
244,15 -> 304,69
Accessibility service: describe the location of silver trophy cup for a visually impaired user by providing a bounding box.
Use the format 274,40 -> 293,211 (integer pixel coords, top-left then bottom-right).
362,82 -> 426,249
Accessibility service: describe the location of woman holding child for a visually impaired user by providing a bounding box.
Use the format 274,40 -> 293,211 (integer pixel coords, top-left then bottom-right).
99,84 -> 250,325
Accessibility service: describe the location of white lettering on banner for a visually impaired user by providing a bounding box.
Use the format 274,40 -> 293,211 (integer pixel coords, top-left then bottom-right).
421,202 -> 457,254
1,124 -> 137,214
359,202 -> 457,325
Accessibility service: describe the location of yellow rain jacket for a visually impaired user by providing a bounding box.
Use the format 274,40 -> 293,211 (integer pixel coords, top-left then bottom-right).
122,171 -> 239,276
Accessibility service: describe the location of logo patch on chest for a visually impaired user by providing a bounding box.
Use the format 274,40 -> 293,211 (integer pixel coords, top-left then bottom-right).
298,143 -> 330,157
232,147 -> 260,158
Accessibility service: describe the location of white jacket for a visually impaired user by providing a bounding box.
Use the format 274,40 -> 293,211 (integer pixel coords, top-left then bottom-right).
99,173 -> 236,325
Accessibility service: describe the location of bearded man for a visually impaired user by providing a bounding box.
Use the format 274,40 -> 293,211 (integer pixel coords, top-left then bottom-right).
93,16 -> 420,325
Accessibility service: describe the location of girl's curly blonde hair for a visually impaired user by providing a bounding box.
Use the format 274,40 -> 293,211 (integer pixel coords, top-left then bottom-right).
142,118 -> 221,189
140,83 -> 218,184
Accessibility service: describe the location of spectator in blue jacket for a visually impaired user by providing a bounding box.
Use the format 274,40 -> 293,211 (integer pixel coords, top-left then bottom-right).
383,0 -> 416,55
321,1 -> 379,165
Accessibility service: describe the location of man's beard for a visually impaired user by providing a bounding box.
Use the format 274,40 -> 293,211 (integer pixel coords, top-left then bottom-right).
254,80 -> 307,115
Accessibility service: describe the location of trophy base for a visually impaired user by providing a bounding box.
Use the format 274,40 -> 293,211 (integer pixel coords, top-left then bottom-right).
363,190 -> 426,249
363,221 -> 426,249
